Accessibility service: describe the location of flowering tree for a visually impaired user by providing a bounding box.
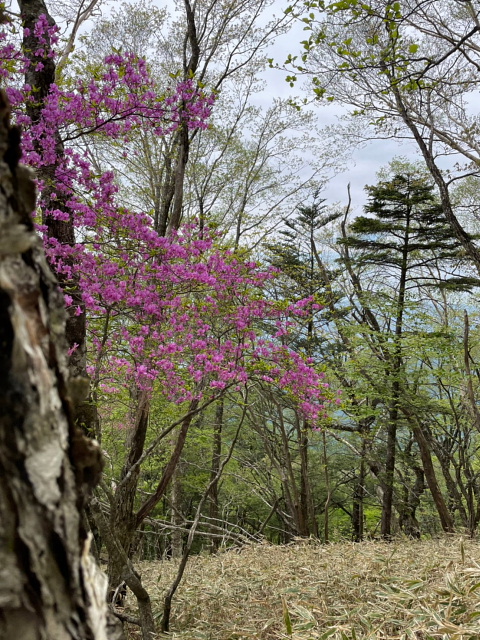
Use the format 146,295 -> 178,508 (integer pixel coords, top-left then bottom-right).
3,1 -> 214,390
0,3 -> 336,635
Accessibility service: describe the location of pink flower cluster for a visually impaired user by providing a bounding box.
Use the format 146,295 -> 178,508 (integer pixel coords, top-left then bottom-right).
0,14 -> 335,424
76,221 -> 330,419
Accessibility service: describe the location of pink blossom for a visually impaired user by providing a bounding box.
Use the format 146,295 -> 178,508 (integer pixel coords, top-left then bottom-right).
0,14 -> 338,427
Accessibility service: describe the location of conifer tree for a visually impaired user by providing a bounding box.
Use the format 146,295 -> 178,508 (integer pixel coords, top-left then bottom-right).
269,195 -> 342,356
267,196 -> 342,538
347,174 -> 477,291
340,172 -> 475,537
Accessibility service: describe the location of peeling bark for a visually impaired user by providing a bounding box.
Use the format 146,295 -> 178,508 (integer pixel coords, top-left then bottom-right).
0,90 -> 114,640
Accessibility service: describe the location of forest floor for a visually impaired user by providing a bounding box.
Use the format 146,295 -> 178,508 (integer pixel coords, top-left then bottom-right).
124,536 -> 480,639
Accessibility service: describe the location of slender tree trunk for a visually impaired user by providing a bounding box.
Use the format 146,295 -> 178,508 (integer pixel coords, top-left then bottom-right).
322,430 -> 331,542
298,417 -> 317,537
170,445 -> 185,559
352,441 -> 367,542
135,399 -> 200,526
162,406 -> 245,632
91,498 -> 155,640
381,198 -> 411,538
435,449 -> 469,527
167,124 -> 190,233
161,0 -> 199,235
277,409 -> 308,536
398,464 -> 424,539
209,397 -> 224,552
0,89 -> 114,639
411,422 -> 455,533
463,310 -> 480,431
108,393 -> 150,603
381,408 -> 397,539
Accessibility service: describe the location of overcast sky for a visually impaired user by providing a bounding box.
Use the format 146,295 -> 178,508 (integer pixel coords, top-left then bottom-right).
141,0 -> 417,213
257,2 -> 421,213
18,0 -> 421,214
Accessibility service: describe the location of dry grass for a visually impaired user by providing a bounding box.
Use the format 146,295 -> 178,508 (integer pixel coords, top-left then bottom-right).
127,536 -> 480,639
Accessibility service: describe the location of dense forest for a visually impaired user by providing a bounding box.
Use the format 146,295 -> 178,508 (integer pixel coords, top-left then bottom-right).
2,0 -> 480,638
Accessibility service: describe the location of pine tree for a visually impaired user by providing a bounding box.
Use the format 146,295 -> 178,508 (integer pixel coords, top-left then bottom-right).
267,195 -> 342,539
340,172 -> 472,538
346,173 -> 478,290
268,195 -> 343,357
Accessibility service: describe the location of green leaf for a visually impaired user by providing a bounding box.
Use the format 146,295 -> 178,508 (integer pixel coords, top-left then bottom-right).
282,596 -> 293,636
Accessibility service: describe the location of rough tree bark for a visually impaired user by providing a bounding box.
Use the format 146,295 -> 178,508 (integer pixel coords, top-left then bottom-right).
0,90 -> 118,639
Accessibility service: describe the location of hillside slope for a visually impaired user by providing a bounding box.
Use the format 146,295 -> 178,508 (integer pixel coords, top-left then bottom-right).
131,537 -> 480,639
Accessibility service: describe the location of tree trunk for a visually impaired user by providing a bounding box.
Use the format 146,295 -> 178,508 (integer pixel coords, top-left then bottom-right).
90,500 -> 155,640
321,430 -> 330,542
398,464 -> 424,539
208,397 -> 224,552
107,393 -> 150,603
0,89 -> 115,639
170,456 -> 185,559
352,441 -> 367,542
381,413 -> 397,539
19,0 -> 94,434
381,203 -> 411,539
434,443 -> 469,527
411,423 -> 455,533
135,398 -> 200,526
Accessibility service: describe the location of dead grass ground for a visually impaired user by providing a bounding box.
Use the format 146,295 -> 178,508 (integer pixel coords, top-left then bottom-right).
125,536 -> 480,639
